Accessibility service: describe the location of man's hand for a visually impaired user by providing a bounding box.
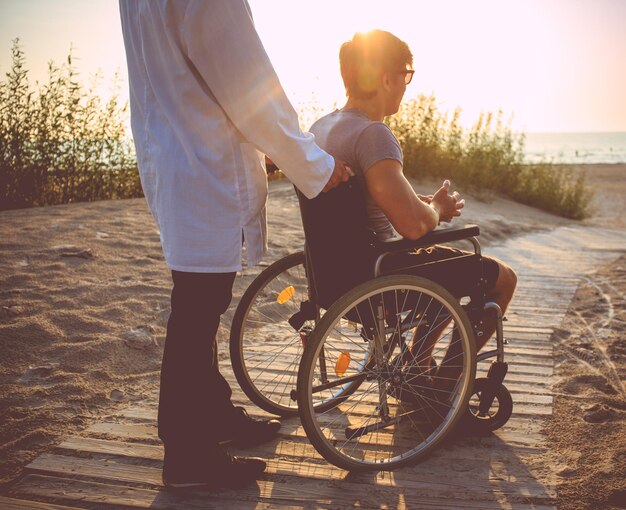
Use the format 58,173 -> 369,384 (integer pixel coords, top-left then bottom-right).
431,179 -> 465,223
417,193 -> 433,204
322,158 -> 351,192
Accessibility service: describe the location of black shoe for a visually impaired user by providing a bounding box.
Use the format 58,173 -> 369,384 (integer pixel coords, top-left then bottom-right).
219,407 -> 281,448
162,451 -> 266,490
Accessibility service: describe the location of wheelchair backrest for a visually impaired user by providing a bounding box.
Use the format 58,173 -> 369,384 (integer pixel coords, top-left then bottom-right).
295,178 -> 377,310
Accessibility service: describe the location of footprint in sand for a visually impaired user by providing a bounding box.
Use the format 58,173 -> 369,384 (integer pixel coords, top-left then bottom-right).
558,374 -> 618,396
1,305 -> 23,318
18,362 -> 60,383
110,389 -> 125,402
52,245 -> 94,259
122,325 -> 156,350
583,403 -> 616,423
556,465 -> 579,478
552,327 -> 571,340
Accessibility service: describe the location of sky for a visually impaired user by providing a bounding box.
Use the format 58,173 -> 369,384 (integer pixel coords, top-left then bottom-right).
0,0 -> 625,133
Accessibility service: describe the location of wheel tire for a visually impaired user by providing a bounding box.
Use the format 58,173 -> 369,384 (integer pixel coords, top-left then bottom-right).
297,275 -> 476,471
230,252 -> 307,416
464,377 -> 513,433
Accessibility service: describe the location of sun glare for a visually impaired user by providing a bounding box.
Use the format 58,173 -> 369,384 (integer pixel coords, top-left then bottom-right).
250,0 -> 626,132
251,0 -> 549,130
0,0 -> 624,132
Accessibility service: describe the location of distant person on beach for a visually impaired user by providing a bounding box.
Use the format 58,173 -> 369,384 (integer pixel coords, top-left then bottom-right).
119,0 -> 349,490
309,29 -> 517,387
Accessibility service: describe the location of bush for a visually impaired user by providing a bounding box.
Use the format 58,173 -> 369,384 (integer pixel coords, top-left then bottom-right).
386,95 -> 593,219
0,40 -> 141,211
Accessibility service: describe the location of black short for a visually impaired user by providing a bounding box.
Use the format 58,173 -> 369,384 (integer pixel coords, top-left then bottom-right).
379,245 -> 500,298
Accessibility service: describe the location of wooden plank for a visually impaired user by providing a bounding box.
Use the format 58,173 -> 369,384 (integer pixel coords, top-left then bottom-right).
57,431 -> 547,471
112,397 -> 550,431
502,364 -> 552,376
475,372 -> 553,387
12,474 -> 555,510
86,422 -> 159,444
113,388 -> 551,426
506,307 -> 569,316
87,422 -> 157,440
107,379 -> 553,430
58,437 -> 162,461
11,475 -> 283,510
0,496 -> 77,510
24,453 -> 555,503
231,347 -> 556,372
514,283 -> 577,291
506,297 -> 570,306
502,331 -> 553,342
197,368 -> 555,416
218,355 -> 554,380
505,319 -> 562,328
495,343 -> 555,354
500,390 -> 552,404
235,337 -> 532,361
26,453 -> 162,487
503,325 -> 555,335
85,416 -> 547,454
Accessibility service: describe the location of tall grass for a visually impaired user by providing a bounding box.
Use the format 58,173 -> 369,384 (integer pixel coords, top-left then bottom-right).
0,40 -> 141,211
386,96 -> 593,219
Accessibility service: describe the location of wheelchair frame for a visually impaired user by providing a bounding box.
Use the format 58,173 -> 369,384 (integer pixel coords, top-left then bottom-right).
230,222 -> 513,471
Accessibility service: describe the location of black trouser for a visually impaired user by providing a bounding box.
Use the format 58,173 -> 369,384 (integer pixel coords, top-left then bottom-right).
158,270 -> 238,460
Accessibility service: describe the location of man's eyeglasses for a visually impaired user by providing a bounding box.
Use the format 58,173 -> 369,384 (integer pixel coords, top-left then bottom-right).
400,69 -> 415,85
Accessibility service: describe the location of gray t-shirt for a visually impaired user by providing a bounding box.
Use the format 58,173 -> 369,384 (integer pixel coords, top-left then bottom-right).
309,109 -> 403,240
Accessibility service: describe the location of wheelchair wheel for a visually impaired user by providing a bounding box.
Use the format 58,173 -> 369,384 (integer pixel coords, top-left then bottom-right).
464,377 -> 513,433
230,252 -> 309,416
297,275 -> 476,471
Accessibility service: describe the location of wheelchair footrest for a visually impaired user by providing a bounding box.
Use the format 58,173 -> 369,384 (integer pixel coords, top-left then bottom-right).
478,361 -> 508,415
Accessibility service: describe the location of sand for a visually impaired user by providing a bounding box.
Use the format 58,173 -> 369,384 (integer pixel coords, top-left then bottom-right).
0,163 -> 624,507
545,254 -> 626,509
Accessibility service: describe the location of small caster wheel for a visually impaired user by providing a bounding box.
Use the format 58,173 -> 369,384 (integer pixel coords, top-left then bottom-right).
464,377 -> 513,433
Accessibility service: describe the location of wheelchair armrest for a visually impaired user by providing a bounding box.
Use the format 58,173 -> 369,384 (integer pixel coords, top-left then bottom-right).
373,224 -> 480,254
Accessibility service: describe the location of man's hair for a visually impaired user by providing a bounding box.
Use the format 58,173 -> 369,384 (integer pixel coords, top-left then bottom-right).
340,30 -> 413,100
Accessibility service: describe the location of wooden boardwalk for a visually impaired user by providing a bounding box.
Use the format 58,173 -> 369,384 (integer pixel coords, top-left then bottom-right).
4,225 -> 625,509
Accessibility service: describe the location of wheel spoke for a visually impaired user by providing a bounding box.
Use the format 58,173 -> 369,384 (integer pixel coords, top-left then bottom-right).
231,253 -> 308,415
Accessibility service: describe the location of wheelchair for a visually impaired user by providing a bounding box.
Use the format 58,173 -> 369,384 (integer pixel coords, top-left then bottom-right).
230,178 -> 513,471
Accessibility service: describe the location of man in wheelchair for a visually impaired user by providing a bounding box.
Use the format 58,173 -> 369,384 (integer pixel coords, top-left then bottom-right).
306,29 -> 517,402
231,28 -> 520,471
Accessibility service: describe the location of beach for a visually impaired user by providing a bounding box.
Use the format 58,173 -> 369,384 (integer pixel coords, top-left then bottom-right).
1,163 -> 625,508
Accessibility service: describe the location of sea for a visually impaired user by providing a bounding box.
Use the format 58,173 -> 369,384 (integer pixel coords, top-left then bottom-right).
522,132 -> 626,164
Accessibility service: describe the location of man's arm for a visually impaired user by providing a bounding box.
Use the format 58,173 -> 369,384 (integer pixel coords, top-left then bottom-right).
181,0 -> 336,198
365,161 -> 463,239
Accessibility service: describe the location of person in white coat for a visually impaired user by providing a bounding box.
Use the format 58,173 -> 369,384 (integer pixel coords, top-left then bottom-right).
119,0 -> 349,489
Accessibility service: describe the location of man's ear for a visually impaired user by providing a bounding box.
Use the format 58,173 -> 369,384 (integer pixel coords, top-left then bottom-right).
381,72 -> 392,92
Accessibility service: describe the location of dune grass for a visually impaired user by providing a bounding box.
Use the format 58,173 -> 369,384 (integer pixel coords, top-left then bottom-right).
386,96 -> 593,219
0,40 -> 140,211
1,40 -> 592,219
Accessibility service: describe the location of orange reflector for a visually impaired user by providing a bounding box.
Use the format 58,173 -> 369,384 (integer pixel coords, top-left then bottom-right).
335,351 -> 351,377
276,285 -> 295,304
